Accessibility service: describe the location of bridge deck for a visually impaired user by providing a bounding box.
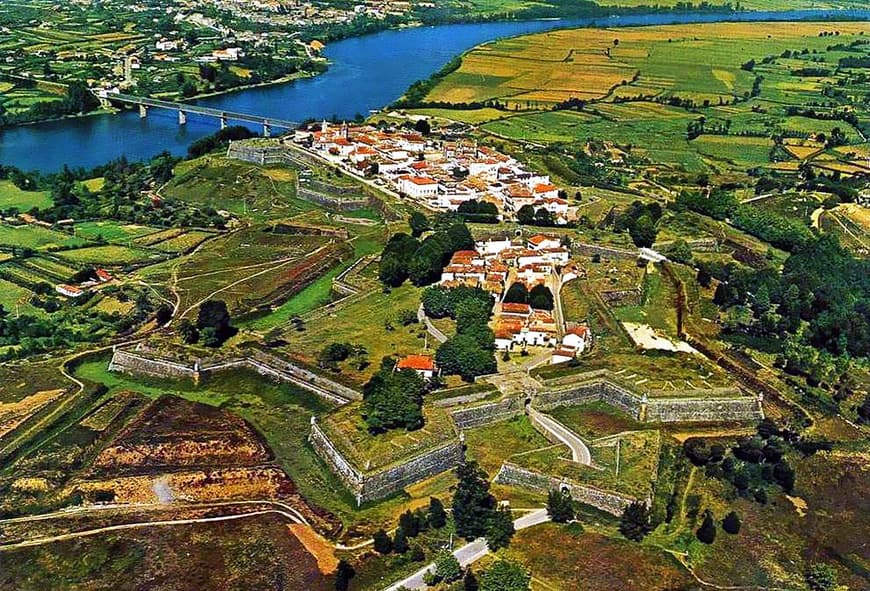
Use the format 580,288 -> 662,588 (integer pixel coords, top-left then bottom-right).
108,93 -> 299,128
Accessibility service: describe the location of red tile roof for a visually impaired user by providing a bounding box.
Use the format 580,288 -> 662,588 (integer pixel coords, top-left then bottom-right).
397,354 -> 436,372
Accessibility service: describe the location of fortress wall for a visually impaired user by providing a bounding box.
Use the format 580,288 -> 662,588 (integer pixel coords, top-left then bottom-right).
450,397 -> 524,429
495,463 -> 636,516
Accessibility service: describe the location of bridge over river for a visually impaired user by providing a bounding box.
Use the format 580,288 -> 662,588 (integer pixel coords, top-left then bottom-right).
104,93 -> 299,137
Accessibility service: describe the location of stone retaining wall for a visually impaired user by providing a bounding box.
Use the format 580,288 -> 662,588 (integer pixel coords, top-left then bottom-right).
108,349 -> 198,380
109,347 -> 359,404
495,463 -> 635,516
573,242 -> 637,261
309,418 -> 463,505
645,397 -> 763,423
357,441 -> 464,504
450,397 -> 524,429
533,378 -> 761,423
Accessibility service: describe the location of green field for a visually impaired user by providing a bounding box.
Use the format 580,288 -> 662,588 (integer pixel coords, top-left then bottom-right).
425,22 -> 870,174
55,244 -> 158,266
278,283 -> 428,385
71,221 -> 161,243
0,181 -> 52,211
0,224 -> 84,250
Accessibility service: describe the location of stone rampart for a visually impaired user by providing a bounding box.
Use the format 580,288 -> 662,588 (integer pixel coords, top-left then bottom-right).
108,349 -> 197,380
645,397 -> 762,423
573,242 -> 637,261
309,418 -> 463,505
109,347 -> 359,404
495,463 -> 635,516
358,442 -> 464,504
450,397 -> 524,429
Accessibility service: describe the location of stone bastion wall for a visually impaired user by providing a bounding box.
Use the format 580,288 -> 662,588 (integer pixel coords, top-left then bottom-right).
495,463 -> 635,516
309,418 -> 464,505
534,377 -> 762,423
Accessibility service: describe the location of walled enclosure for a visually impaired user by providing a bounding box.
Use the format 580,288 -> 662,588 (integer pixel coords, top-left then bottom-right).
110,347 -> 763,506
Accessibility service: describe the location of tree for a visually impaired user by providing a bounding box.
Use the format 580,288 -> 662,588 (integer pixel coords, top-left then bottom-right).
547,488 -> 575,523
334,559 -> 355,591
362,364 -> 425,433
805,563 -> 838,591
177,319 -> 199,344
373,528 -> 393,554
620,501 -> 652,541
393,527 -> 409,554
773,461 -> 795,492
154,304 -> 172,326
503,282 -> 529,305
414,118 -> 432,136
464,570 -> 479,591
428,497 -> 447,529
436,333 -> 496,382
529,284 -> 554,311
486,505 -> 515,551
432,550 -> 462,583
196,299 -> 233,347
453,461 -> 496,540
516,204 -> 536,225
422,286 -> 452,318
630,214 -> 657,248
480,558 -> 530,591
722,511 -> 741,535
409,211 -> 430,238
696,511 -> 717,544
399,510 -> 421,538
666,239 -> 693,265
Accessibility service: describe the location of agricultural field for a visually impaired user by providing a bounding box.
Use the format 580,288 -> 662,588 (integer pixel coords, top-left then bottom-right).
55,244 -> 160,266
70,221 -> 161,243
424,22 -> 870,174
0,223 -> 84,250
0,513 -> 334,591
0,181 -> 52,211
136,224 -> 345,319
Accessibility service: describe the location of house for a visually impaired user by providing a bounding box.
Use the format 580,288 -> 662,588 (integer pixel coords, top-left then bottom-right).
475,237 -> 512,257
397,175 -> 439,200
396,354 -> 437,380
533,183 -> 560,200
527,234 -> 561,251
56,284 -> 84,298
562,325 -> 591,353
500,302 -> 532,319
551,347 -> 577,364
95,269 -> 113,283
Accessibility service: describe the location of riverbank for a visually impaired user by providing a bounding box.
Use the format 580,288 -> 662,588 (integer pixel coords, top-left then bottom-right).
3,7 -> 869,173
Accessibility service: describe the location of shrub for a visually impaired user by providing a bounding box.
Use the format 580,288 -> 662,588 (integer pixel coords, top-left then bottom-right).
620,501 -> 652,541
722,511 -> 741,535
373,529 -> 392,554
696,511 -> 716,544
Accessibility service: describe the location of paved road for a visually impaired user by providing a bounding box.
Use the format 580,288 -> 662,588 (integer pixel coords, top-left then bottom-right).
417,304 -> 448,344
530,409 -> 592,465
384,509 -> 550,591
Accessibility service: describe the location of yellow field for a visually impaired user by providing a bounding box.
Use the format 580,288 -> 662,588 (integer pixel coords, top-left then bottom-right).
426,22 -> 870,107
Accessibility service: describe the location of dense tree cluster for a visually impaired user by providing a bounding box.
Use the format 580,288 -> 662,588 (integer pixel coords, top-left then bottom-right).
187,126 -> 257,158
614,200 -> 662,247
378,221 -> 473,287
0,81 -> 100,128
361,358 -> 426,433
452,461 -> 514,549
457,199 -> 499,224
546,489 -> 575,523
195,299 -> 235,347
683,422 -> 806,504
425,286 -> 497,381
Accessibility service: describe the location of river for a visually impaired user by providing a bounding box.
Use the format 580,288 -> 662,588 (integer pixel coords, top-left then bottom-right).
1,8 -> 868,173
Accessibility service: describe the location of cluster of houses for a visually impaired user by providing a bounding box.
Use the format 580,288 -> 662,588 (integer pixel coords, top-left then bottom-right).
55,269 -> 113,299
395,233 -> 592,379
293,121 -> 573,224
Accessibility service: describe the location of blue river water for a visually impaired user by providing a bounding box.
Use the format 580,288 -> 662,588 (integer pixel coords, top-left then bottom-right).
1,9 -> 868,172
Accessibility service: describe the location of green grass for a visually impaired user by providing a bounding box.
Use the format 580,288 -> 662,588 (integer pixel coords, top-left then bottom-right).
0,278 -> 43,317
463,415 -> 551,476
279,283 -> 429,385
319,401 -> 457,472
71,221 -> 161,243
55,244 -> 159,266
0,224 -> 85,250
0,181 -> 52,211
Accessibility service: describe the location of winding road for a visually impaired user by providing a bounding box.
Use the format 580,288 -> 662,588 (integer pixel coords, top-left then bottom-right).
417,304 -> 448,344
529,408 -> 592,465
384,508 -> 550,591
